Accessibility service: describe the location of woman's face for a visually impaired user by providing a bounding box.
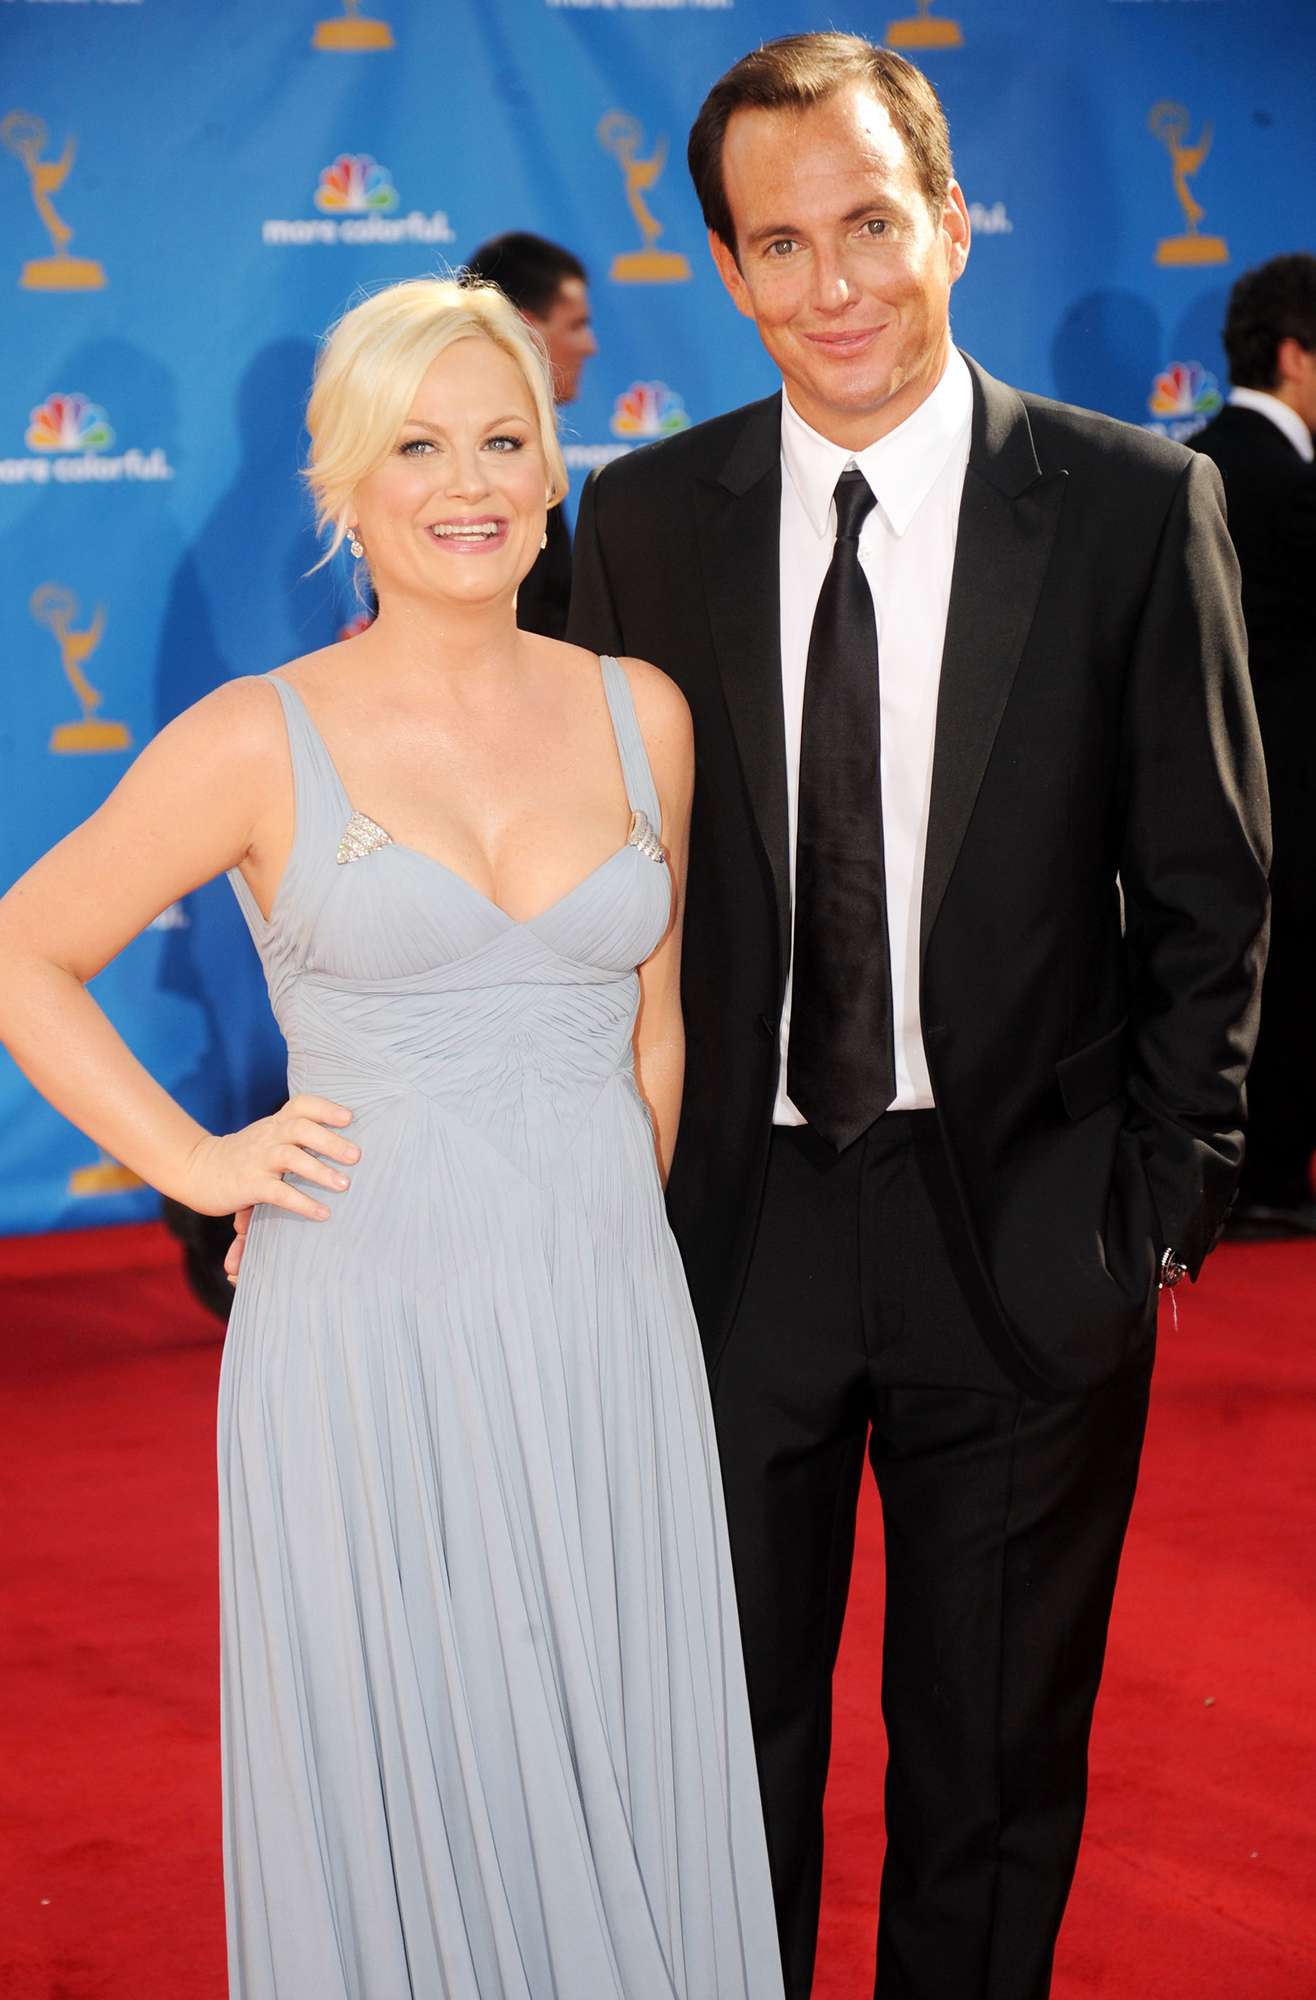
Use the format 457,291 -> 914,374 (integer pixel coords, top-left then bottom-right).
351,335 -> 550,611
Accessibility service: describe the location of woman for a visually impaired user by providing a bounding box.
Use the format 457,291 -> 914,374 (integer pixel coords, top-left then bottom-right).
0,278 -> 784,1999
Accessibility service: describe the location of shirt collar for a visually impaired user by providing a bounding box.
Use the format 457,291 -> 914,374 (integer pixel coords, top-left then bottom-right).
1228,386 -> 1315,463
781,346 -> 975,539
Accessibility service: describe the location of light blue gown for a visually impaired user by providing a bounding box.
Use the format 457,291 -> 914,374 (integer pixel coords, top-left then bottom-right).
219,659 -> 784,1999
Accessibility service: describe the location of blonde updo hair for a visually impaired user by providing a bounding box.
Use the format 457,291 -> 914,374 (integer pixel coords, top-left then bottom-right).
304,275 -> 569,566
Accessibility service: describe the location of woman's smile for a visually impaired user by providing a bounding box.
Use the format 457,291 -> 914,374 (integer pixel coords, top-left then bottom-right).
426,515 -> 510,552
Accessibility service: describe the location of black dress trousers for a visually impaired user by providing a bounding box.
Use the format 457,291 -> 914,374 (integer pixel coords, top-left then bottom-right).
711,1113 -> 1153,2000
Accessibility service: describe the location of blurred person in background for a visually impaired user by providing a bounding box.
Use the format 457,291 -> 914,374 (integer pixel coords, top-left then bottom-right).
1193,253 -> 1316,1236
465,231 -> 597,640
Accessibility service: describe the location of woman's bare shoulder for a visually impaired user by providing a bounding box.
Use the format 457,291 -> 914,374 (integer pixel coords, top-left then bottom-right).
265,640 -> 350,694
524,636 -> 692,762
613,654 -> 692,754
154,670 -> 289,764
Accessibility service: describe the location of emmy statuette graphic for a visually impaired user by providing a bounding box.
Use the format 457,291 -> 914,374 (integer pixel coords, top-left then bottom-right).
68,1150 -> 145,1197
2,111 -> 107,291
32,585 -> 132,754
1149,102 -> 1229,267
312,0 -> 394,50
886,0 -> 963,49
598,114 -> 692,284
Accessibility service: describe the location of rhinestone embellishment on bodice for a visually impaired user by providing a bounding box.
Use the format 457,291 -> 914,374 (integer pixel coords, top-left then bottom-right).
336,812 -> 394,865
626,810 -> 664,863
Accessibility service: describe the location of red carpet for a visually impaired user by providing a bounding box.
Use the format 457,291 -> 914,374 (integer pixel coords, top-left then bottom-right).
2,1226 -> 1313,1998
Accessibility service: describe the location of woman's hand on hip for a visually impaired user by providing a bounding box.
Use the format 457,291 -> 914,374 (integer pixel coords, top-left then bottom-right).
183,1094 -> 359,1225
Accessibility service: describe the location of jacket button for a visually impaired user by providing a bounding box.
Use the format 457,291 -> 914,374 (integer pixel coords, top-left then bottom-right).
755,1012 -> 776,1041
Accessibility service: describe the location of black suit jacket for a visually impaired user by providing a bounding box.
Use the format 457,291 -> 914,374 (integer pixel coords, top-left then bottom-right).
567,359 -> 1270,1395
1191,403 -> 1316,790
516,500 -> 573,641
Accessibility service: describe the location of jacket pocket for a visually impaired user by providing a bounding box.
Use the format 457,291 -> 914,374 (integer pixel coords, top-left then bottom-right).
1056,1016 -> 1128,1122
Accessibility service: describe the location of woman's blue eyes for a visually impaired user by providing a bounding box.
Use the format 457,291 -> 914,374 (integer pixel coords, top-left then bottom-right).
399,435 -> 525,456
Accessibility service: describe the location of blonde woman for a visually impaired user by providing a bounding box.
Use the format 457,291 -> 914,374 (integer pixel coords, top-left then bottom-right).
0,278 -> 783,1999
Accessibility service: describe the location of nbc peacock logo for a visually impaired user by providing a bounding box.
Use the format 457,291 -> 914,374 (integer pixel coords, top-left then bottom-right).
1149,361 -> 1222,418
314,153 -> 397,214
1,390 -> 171,487
1144,360 -> 1223,442
26,393 -> 114,454
610,381 -> 691,441
263,151 -> 454,246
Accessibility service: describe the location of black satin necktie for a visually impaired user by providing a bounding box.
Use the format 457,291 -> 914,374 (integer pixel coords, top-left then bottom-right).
786,468 -> 896,1150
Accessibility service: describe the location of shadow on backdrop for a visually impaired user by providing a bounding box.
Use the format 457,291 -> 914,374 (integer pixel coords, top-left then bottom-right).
151,340 -> 343,1157
1050,290 -> 1163,426
1170,286 -> 1233,393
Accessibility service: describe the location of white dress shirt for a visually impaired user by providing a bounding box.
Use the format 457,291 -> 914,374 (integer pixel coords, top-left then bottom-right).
1227,385 -> 1315,463
773,346 -> 974,1124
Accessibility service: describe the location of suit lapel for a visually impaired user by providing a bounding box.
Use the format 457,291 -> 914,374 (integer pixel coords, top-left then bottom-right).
694,396 -> 791,972
921,359 -> 1068,953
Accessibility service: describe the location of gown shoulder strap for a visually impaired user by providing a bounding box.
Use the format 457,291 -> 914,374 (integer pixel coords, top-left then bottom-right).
599,654 -> 662,838
265,674 -> 352,816
224,673 -> 349,947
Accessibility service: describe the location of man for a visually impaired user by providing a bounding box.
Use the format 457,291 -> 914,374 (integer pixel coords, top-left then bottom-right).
464,230 -> 597,639
1192,254 -> 1316,1236
567,33 -> 1268,2000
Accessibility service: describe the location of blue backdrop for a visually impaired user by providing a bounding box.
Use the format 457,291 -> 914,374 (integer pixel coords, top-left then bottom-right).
2,0 -> 1312,1234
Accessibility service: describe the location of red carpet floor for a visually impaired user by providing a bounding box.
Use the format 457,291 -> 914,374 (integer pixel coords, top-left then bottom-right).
2,1225 -> 1313,1998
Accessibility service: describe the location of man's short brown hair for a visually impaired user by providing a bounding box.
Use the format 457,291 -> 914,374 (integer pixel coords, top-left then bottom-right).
687,32 -> 953,258
1223,253 -> 1316,391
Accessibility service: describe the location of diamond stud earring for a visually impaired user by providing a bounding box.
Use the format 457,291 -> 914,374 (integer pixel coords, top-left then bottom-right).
348,528 -> 364,559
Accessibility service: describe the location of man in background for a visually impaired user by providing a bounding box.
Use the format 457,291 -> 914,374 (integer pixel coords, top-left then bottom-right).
465,231 -> 597,639
1193,254 -> 1316,1235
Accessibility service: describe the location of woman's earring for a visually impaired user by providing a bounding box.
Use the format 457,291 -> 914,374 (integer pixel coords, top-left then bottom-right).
348,528 -> 364,559
540,531 -> 548,552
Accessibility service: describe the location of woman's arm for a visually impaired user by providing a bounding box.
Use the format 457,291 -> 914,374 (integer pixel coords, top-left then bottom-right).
623,657 -> 694,1187
0,676 -> 357,1220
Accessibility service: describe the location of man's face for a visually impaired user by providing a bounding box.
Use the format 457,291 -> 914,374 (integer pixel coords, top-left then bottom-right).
710,84 -> 969,449
530,277 -> 597,406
